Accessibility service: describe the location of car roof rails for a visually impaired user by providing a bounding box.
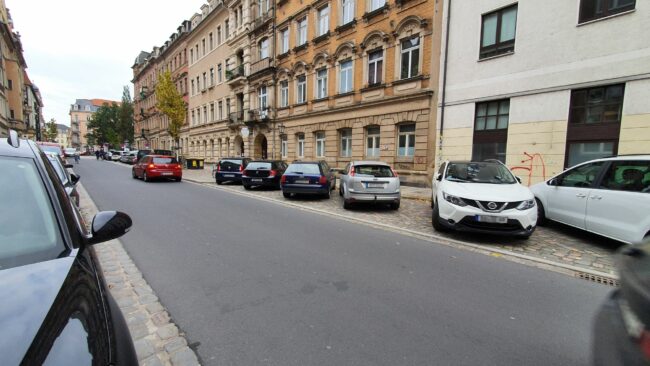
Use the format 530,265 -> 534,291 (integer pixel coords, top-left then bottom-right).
6,129 -> 19,148
483,159 -> 504,164
602,154 -> 650,158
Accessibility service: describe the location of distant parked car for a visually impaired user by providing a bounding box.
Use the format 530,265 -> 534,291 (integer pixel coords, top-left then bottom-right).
110,150 -> 122,161
431,160 -> 537,239
132,155 -> 182,182
44,152 -> 81,206
63,147 -> 78,158
281,160 -> 336,199
120,151 -> 138,164
215,157 -> 251,185
242,160 -> 287,190
339,161 -> 401,210
36,141 -> 64,158
593,239 -> 650,366
531,155 -> 650,245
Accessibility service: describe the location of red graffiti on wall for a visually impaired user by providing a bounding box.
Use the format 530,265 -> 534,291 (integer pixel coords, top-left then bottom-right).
510,152 -> 547,186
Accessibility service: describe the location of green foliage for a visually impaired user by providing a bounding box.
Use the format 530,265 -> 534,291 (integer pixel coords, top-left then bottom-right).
86,86 -> 134,148
43,118 -> 58,142
155,71 -> 185,148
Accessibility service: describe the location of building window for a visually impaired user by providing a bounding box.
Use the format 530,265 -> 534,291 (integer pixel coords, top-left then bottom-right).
190,49 -> 194,63
297,133 -> 305,157
281,135 -> 288,158
318,6 -> 330,36
259,0 -> 270,15
366,126 -> 380,157
480,4 -> 517,59
400,36 -> 420,79
218,64 -> 223,82
280,81 -> 289,107
218,101 -> 223,119
565,84 -> 624,167
191,80 -> 195,95
202,73 -> 207,90
217,26 -> 222,43
280,29 -> 290,53
210,103 -> 215,121
297,75 -> 307,103
225,20 -> 229,37
315,132 -> 326,157
397,124 -> 415,157
367,49 -> 383,85
342,0 -> 355,24
191,110 -> 196,125
316,69 -> 328,99
210,68 -> 215,86
7,79 -> 12,90
203,106 -> 208,123
202,39 -> 206,55
209,32 -> 214,49
258,85 -> 268,110
259,38 -> 269,59
297,18 -> 308,46
339,60 -> 353,94
370,0 -> 385,12
579,0 -> 635,23
340,129 -> 352,157
472,99 -> 509,163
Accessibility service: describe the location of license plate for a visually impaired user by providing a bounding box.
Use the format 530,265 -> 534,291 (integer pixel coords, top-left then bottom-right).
295,179 -> 309,184
162,172 -> 172,176
252,179 -> 263,182
224,174 -> 234,177
367,183 -> 384,188
476,215 -> 508,224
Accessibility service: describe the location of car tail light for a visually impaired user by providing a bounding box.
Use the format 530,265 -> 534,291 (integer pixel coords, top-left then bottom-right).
216,164 -> 221,172
177,164 -> 182,169
641,330 -> 650,361
319,175 -> 327,185
239,165 -> 244,172
148,164 -> 155,169
349,166 -> 355,177
269,169 -> 277,178
280,175 -> 286,184
242,170 -> 249,177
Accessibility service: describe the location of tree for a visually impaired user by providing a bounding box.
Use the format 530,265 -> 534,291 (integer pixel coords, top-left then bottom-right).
86,102 -> 120,148
43,118 -> 58,142
117,86 -> 134,145
155,71 -> 185,155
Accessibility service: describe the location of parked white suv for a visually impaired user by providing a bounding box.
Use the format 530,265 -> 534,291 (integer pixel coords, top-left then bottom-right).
432,160 -> 537,239
531,155 -> 650,245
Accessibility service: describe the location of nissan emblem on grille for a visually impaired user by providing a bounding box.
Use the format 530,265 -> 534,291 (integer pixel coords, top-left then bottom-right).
487,202 -> 498,210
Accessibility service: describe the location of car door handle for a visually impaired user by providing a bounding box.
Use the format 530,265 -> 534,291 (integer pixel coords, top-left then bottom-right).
576,193 -> 587,198
590,196 -> 602,200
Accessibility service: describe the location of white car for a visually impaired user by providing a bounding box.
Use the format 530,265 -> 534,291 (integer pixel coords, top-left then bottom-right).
531,155 -> 650,245
432,160 -> 537,239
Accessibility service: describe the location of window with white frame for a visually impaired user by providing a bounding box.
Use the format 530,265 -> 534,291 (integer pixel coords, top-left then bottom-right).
280,80 -> 289,107
218,101 -> 223,119
370,0 -> 385,11
315,132 -> 326,157
297,133 -> 305,157
281,135 -> 288,158
316,69 -> 328,99
280,29 -> 290,53
366,126 -> 380,157
210,67 -> 215,86
202,72 -> 207,90
217,26 -> 222,44
400,36 -> 420,79
318,6 -> 330,36
203,106 -> 208,123
191,80 -> 195,95
210,103 -> 215,121
340,129 -> 352,157
259,38 -> 269,59
297,75 -> 307,103
258,85 -> 268,110
218,64 -> 223,82
342,0 -> 354,24
191,110 -> 196,125
297,18 -> 307,46
397,124 -> 415,157
259,0 -> 270,15
209,32 -> 214,49
367,49 -> 383,85
339,60 -> 353,94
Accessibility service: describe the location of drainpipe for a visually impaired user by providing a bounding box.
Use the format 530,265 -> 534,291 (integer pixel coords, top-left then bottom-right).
272,4 -> 278,159
438,0 -> 451,164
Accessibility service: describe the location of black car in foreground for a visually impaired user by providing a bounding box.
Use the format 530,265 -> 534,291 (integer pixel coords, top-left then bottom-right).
0,131 -> 137,365
215,157 -> 251,185
593,240 -> 650,366
242,160 -> 287,190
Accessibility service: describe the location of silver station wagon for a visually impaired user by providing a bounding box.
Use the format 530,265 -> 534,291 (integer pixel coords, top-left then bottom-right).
339,161 -> 401,210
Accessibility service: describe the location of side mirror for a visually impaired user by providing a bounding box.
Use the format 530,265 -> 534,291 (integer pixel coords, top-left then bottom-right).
88,211 -> 132,245
515,176 -> 522,184
70,173 -> 80,185
547,178 -> 558,186
435,173 -> 442,181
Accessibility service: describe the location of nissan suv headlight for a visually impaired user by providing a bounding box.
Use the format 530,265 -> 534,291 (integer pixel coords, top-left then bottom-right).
443,192 -> 467,207
517,199 -> 535,211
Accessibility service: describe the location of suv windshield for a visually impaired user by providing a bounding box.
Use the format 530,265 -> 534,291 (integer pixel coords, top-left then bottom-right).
446,162 -> 516,184
0,156 -> 65,269
286,163 -> 321,175
354,165 -> 394,177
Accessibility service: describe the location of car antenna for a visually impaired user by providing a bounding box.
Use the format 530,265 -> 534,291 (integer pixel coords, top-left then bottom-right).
7,129 -> 19,148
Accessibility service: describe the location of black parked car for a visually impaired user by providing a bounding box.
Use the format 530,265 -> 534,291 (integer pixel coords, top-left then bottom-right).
593,240 -> 650,366
0,131 -> 137,365
42,151 -> 81,207
215,157 -> 251,185
281,160 -> 336,198
242,160 -> 287,190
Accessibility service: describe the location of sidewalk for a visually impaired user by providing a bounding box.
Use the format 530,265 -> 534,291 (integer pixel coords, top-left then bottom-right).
181,167 -> 620,279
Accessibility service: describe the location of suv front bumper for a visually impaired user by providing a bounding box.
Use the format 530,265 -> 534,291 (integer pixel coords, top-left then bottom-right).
437,199 -> 537,237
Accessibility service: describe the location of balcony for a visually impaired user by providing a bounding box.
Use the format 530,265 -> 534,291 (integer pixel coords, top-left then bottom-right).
228,110 -> 245,128
248,58 -> 275,79
226,64 -> 246,85
248,108 -> 272,123
252,9 -> 274,32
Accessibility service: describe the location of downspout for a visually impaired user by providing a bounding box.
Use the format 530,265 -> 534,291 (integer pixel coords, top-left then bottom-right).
438,0 -> 451,164
272,3 -> 278,159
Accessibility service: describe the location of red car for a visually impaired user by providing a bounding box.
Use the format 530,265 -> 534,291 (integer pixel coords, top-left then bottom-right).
132,155 -> 182,182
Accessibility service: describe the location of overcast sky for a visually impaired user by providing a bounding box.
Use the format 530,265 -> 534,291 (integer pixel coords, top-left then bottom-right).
9,0 -> 206,126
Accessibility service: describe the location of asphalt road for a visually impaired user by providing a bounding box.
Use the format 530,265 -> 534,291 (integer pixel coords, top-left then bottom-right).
75,158 -> 611,366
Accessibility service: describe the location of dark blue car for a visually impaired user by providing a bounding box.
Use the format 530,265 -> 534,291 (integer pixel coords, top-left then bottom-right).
281,160 -> 336,198
215,157 -> 251,185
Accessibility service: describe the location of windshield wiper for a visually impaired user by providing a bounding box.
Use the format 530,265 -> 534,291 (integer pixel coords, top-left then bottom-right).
447,177 -> 469,182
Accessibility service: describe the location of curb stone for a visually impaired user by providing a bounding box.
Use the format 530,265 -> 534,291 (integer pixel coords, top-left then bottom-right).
76,182 -> 202,366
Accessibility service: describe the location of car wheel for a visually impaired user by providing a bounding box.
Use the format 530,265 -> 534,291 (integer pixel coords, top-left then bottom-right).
536,198 -> 547,226
339,185 -> 343,196
432,201 -> 448,232
132,170 -> 137,179
430,195 -> 434,209
324,188 -> 331,199
283,192 -> 291,198
176,177 -> 182,182
391,201 -> 400,210
243,185 -> 251,190
216,179 -> 223,185
143,172 -> 149,182
343,198 -> 352,209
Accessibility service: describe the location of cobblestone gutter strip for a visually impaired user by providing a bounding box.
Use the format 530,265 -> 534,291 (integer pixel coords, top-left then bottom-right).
77,183 -> 201,366
188,180 -> 619,282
